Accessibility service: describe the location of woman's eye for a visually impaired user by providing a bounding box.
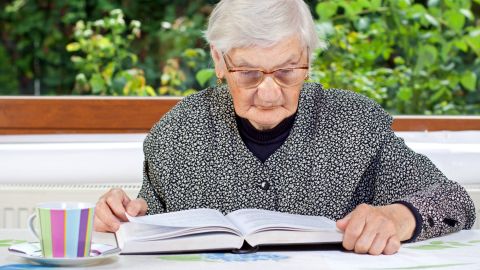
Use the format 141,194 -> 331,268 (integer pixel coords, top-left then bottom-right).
275,69 -> 295,78
239,71 -> 260,78
277,69 -> 293,75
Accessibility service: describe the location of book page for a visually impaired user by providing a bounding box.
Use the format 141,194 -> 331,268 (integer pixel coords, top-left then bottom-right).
122,208 -> 244,242
226,209 -> 337,235
126,208 -> 238,229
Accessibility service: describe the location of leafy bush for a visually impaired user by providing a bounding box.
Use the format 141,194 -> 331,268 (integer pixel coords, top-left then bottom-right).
66,9 -> 155,96
312,0 -> 480,114
0,43 -> 18,95
0,0 -> 479,115
0,0 -> 214,96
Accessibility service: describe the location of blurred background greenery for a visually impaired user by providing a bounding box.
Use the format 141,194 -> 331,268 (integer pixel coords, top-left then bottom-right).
0,0 -> 479,114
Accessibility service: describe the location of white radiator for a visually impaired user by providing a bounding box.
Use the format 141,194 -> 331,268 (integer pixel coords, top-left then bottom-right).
0,183 -> 478,229
0,183 -> 141,229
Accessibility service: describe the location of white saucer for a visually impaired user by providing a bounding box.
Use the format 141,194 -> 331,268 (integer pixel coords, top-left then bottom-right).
8,242 -> 121,266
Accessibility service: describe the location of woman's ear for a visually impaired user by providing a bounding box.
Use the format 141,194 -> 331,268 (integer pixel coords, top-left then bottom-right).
210,45 -> 224,79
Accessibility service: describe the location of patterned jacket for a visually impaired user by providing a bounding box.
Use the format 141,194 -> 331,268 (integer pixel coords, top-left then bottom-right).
138,82 -> 476,241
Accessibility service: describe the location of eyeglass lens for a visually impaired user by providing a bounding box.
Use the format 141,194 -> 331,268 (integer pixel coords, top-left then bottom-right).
233,68 -> 307,88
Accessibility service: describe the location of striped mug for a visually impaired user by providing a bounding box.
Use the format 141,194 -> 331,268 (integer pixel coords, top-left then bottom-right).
27,202 -> 95,258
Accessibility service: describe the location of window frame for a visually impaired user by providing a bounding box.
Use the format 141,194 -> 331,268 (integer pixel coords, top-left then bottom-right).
0,97 -> 479,134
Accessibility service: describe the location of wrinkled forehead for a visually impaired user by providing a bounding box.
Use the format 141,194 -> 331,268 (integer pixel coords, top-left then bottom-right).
226,36 -> 306,69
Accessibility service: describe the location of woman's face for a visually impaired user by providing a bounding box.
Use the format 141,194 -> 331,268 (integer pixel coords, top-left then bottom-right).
212,36 -> 308,131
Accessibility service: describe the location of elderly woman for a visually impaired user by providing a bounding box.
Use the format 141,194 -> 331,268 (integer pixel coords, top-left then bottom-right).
94,0 -> 475,255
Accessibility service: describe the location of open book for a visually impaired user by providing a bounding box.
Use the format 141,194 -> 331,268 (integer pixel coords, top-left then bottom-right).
116,208 -> 343,254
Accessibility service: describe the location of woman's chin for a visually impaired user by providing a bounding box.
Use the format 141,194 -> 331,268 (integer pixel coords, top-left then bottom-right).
249,118 -> 283,130
244,108 -> 289,129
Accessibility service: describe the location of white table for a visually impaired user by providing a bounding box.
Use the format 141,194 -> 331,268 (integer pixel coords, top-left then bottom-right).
1,229 -> 480,269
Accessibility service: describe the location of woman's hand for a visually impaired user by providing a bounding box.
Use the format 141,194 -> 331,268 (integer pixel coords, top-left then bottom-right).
336,203 -> 416,255
94,188 -> 148,232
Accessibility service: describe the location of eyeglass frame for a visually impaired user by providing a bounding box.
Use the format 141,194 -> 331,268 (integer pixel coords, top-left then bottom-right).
221,48 -> 310,88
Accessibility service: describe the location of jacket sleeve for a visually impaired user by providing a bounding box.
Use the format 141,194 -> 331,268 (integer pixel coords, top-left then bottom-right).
134,88 -> 215,216
138,113 -> 171,215
137,159 -> 166,215
369,117 -> 476,242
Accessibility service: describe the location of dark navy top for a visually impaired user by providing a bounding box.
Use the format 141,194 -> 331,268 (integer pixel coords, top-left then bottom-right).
235,113 -> 296,163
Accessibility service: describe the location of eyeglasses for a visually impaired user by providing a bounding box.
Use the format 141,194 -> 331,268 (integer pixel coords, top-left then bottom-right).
222,49 -> 309,89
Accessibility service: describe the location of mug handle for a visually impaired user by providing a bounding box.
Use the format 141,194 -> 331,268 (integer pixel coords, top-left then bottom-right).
27,213 -> 40,240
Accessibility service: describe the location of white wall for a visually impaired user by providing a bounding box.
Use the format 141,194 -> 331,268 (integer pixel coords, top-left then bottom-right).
399,131 -> 480,185
0,131 -> 479,185
0,134 -> 146,184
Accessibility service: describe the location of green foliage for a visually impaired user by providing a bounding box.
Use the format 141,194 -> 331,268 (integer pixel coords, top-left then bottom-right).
127,1 -> 213,96
157,48 -> 213,96
0,0 -> 214,96
67,9 -> 155,96
0,0 -> 479,115
312,0 -> 480,114
0,0 -> 116,95
0,44 -> 18,95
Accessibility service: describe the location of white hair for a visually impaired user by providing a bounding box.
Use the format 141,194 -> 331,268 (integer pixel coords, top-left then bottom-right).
204,0 -> 326,60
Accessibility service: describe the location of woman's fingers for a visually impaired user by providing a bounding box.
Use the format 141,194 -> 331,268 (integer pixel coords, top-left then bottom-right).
341,204 -> 369,251
367,233 -> 388,255
126,198 -> 148,217
94,188 -> 131,232
358,215 -> 396,254
341,204 -> 403,255
94,211 -> 119,232
95,200 -> 121,231
336,213 -> 351,231
93,213 -> 109,232
367,224 -> 396,255
104,189 -> 129,222
383,235 -> 401,255
353,221 -> 379,254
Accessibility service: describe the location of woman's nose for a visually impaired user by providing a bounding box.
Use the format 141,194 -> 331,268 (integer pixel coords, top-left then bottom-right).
256,75 -> 282,104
